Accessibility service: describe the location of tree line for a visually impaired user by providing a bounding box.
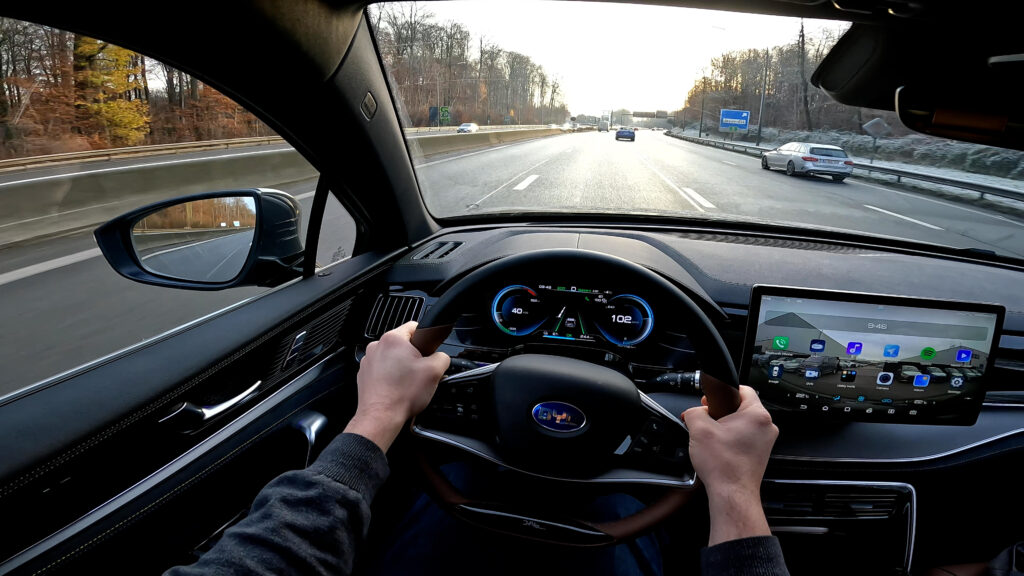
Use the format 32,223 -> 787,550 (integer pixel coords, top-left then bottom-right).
369,3 -> 570,127
674,22 -> 905,136
0,18 -> 272,160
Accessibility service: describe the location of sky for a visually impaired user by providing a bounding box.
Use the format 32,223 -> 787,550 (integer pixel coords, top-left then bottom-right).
419,1 -> 850,116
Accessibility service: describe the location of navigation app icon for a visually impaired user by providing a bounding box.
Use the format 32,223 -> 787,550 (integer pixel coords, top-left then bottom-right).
883,344 -> 900,358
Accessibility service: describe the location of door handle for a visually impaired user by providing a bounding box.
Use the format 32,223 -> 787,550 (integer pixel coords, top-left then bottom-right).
159,380 -> 262,431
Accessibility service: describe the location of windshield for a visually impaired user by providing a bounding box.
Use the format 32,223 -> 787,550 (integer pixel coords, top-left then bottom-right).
369,1 -> 1024,259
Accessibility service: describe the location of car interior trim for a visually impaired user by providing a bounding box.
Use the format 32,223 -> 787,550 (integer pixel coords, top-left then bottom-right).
0,351 -> 342,574
762,479 -> 916,573
771,427 -> 1024,463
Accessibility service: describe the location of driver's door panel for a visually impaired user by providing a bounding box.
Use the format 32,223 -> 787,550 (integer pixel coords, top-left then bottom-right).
0,253 -> 392,574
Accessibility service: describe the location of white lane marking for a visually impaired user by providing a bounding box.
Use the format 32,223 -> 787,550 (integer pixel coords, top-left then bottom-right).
849,179 -> 1024,228
513,175 -> 540,191
0,248 -> 101,288
140,235 -> 231,261
416,144 -> 512,168
0,200 -> 127,229
0,148 -> 288,189
682,187 -> 716,209
206,238 -> 252,279
295,191 -> 316,200
862,204 -> 944,230
634,154 -> 714,211
722,160 -> 737,166
466,156 -> 556,209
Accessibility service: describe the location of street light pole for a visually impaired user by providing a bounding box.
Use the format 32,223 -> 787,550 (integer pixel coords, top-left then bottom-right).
698,77 -> 707,138
756,47 -> 769,146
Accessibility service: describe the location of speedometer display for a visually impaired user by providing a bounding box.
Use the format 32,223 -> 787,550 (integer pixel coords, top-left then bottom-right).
490,283 -> 655,347
492,285 -> 546,336
596,294 -> 655,346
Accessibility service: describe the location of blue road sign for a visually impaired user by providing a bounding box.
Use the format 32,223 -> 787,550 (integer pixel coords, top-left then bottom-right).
719,109 -> 750,133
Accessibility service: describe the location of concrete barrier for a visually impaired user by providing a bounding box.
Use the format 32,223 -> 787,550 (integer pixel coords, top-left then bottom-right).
408,127 -> 565,157
133,227 -> 254,257
0,126 -> 567,248
0,148 -> 315,248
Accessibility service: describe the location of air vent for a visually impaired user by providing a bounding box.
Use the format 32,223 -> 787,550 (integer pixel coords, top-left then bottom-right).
764,488 -> 901,520
823,493 -> 898,518
365,294 -> 424,338
271,299 -> 352,375
413,241 -> 463,260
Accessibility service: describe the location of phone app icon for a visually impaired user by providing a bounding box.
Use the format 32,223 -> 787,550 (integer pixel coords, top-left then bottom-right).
772,336 -> 789,350
913,374 -> 931,387
846,342 -> 863,355
956,349 -> 973,363
920,347 -> 937,361
809,339 -> 826,353
804,368 -> 820,380
769,364 -> 784,378
840,369 -> 857,382
876,372 -> 894,385
883,344 -> 900,358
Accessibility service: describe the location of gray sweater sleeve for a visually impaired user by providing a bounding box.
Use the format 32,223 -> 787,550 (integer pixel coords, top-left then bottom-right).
701,535 -> 790,576
165,433 -> 389,576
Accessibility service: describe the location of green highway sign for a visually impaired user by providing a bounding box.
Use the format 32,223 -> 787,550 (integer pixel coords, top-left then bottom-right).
440,106 -> 450,124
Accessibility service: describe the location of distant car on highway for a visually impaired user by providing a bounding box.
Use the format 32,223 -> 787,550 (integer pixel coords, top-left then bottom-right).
615,127 -> 635,141
457,122 -> 479,133
761,142 -> 854,182
598,120 -> 609,132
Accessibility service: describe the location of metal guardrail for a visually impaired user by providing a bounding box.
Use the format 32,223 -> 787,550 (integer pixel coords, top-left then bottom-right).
405,124 -> 548,134
0,125 -> 580,172
666,132 -> 1024,203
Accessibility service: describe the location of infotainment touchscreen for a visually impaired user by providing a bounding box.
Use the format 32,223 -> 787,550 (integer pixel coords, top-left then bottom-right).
741,286 -> 1004,425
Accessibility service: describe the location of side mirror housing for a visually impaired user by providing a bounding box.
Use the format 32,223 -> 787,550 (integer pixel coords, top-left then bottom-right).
94,188 -> 303,290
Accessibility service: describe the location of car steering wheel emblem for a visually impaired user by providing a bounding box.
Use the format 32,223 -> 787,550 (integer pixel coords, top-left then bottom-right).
532,401 -> 586,432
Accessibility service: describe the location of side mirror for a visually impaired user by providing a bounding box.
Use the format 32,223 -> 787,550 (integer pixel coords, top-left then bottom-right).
94,189 -> 303,290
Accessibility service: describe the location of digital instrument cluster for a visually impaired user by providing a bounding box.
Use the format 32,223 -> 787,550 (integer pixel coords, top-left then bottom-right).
491,283 -> 655,347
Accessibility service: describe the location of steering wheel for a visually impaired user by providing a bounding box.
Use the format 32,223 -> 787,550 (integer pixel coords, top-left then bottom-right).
408,249 -> 741,546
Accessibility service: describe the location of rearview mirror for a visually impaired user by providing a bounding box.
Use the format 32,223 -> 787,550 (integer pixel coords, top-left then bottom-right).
95,189 -> 303,290
896,82 -> 1024,151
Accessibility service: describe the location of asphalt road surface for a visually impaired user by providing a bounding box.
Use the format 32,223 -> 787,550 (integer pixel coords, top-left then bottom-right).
2,131 -> 1022,397
141,230 -> 256,282
417,130 -> 1024,257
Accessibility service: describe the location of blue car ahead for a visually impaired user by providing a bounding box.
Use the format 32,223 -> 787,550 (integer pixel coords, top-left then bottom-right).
615,127 -> 635,141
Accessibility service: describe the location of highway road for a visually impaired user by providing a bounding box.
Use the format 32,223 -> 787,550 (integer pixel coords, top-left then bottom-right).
2,130 -> 1022,397
417,130 -> 1024,257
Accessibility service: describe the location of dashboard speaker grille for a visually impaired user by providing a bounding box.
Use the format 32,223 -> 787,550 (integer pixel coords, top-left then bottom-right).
413,241 -> 464,260
365,294 -> 424,338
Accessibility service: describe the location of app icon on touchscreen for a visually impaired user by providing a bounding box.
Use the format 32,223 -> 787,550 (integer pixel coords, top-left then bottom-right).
846,342 -> 863,355
809,339 -> 826,353
772,336 -> 789,350
921,347 -> 937,361
883,344 -> 900,358
956,349 -> 973,363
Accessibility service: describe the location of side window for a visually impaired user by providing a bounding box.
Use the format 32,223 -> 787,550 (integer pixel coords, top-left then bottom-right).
0,19 -> 354,397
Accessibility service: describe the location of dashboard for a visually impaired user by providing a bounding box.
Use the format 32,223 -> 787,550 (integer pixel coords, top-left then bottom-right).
382,225 -> 1024,574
